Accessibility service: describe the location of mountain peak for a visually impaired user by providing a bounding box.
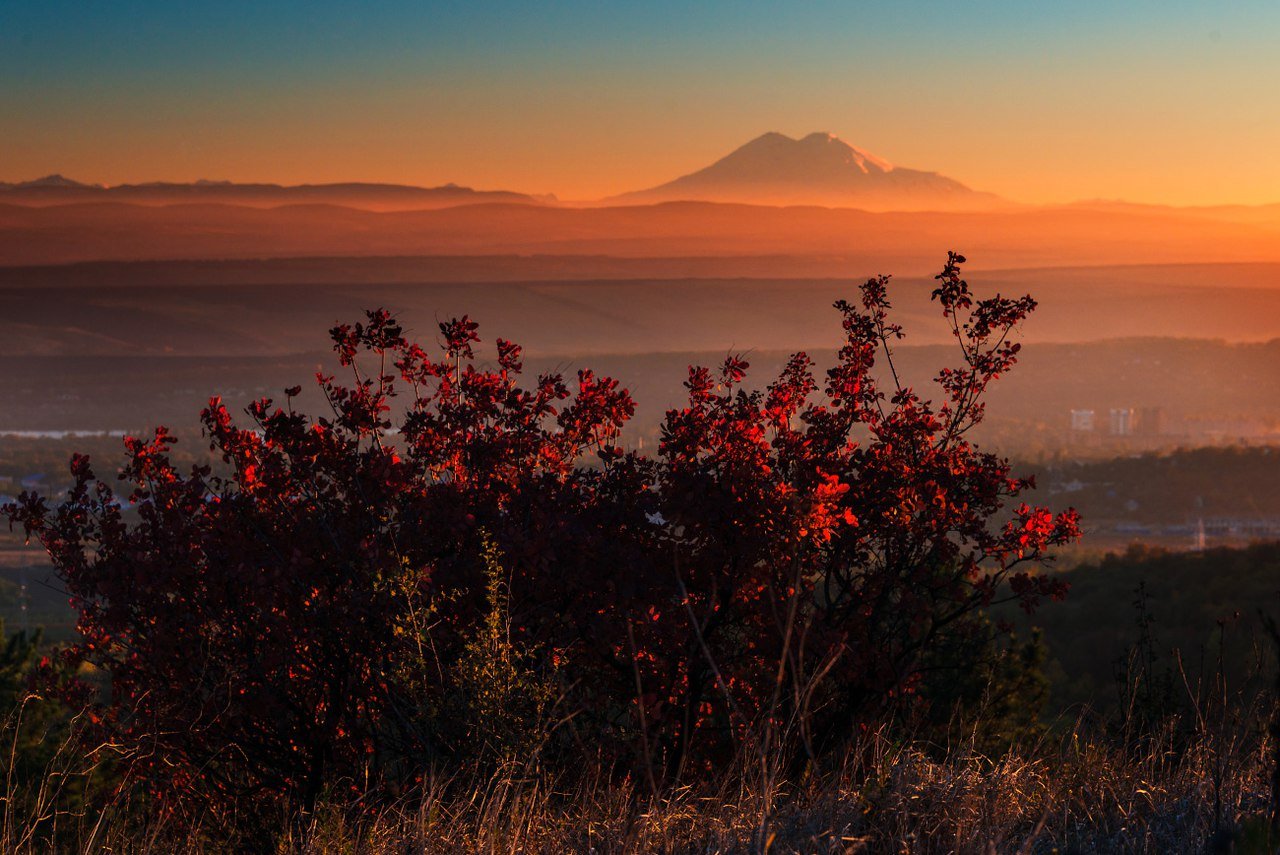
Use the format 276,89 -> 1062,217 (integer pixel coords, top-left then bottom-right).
23,174 -> 91,188
611,131 -> 997,210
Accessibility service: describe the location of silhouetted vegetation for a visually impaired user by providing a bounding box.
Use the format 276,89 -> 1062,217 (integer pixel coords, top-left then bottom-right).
1013,542 -> 1280,719
2,258 -> 1278,852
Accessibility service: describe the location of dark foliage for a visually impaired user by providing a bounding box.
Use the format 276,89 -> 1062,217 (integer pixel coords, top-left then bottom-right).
1019,542 -> 1280,716
4,255 -> 1079,833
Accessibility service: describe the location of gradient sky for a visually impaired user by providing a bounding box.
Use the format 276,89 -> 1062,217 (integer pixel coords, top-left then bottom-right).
3,1 -> 1279,205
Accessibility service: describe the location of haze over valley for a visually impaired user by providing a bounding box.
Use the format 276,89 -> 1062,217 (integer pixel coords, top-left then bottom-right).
5,130 -> 1280,463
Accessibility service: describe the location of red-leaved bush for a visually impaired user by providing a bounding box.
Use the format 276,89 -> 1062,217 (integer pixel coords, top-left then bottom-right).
5,254 -> 1079,829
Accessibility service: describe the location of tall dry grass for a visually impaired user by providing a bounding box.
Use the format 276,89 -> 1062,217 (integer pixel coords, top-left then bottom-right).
3,587 -> 1276,852
1,713 -> 1273,854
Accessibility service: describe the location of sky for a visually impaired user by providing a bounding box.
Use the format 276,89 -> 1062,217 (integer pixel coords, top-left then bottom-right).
3,1 -> 1279,206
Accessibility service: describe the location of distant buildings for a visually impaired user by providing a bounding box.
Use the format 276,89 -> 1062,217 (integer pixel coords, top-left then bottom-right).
1109,408 -> 1134,437
1066,404 -> 1280,444
1069,406 -> 1166,439
1070,409 -> 1095,432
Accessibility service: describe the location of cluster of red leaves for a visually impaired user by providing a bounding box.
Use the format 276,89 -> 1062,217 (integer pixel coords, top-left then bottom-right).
4,254 -> 1078,823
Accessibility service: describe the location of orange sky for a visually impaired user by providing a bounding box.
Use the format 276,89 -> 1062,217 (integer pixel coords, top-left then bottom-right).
4,2 -> 1280,206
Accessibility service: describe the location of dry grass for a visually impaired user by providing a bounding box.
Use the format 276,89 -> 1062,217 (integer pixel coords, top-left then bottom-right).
7,718 -> 1269,854
283,722 -> 1274,854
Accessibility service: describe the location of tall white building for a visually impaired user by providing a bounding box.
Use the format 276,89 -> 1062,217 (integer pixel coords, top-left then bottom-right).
1070,409 -> 1095,432
1109,408 -> 1135,436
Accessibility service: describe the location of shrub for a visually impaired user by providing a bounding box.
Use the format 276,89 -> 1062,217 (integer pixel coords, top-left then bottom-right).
4,254 -> 1079,831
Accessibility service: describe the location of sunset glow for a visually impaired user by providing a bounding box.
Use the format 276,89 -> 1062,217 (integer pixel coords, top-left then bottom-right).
4,1 -> 1280,205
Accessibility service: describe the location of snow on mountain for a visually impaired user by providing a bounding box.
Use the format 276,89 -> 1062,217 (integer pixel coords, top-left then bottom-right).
612,132 -> 1001,210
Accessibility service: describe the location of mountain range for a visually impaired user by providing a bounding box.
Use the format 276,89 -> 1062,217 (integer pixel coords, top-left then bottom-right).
1,132 -> 997,212
6,132 -> 1280,268
0,176 -> 549,210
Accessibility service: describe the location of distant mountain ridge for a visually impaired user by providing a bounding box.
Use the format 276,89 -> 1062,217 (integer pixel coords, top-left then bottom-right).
0,174 -> 100,190
4,195 -> 1280,269
0,177 -> 550,210
1,133 -> 1004,212
611,132 -> 1004,210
